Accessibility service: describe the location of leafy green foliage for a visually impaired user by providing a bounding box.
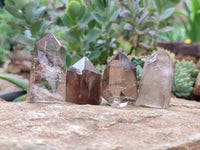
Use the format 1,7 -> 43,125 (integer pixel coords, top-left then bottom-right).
5,0 -> 51,49
175,0 -> 200,42
61,0 -> 120,65
173,60 -> 199,98
120,0 -> 179,55
0,7 -> 22,66
131,57 -> 145,87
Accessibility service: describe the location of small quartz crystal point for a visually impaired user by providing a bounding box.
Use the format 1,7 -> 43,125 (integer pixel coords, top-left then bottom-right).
136,50 -> 174,108
102,52 -> 138,106
26,33 -> 66,103
66,57 -> 101,105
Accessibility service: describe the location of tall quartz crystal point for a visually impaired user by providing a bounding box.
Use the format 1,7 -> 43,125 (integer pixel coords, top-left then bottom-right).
102,52 -> 138,106
66,57 -> 101,105
136,50 -> 174,108
26,33 -> 66,103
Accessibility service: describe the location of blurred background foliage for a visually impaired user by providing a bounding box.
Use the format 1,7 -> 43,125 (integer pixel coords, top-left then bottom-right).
2,0 -> 200,101
0,0 -> 199,67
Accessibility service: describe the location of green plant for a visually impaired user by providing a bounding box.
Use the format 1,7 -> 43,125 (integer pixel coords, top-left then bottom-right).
175,0 -> 200,42
131,57 -> 145,87
172,60 -> 199,98
157,24 -> 187,42
0,74 -> 28,101
5,0 -> 51,50
120,0 -> 180,55
0,7 -> 22,66
61,0 -> 121,66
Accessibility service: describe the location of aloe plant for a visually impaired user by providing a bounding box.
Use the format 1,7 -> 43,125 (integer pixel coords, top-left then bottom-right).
0,74 -> 28,102
0,74 -> 28,92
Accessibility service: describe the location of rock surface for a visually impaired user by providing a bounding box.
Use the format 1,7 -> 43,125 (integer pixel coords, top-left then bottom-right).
0,97 -> 200,150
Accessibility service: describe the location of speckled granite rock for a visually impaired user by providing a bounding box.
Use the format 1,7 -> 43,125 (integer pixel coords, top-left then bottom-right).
0,97 -> 200,150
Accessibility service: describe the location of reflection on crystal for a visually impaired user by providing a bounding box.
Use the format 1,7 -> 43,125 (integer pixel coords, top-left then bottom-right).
102,52 -> 138,106
26,33 -> 66,103
136,50 -> 174,108
66,57 -> 101,105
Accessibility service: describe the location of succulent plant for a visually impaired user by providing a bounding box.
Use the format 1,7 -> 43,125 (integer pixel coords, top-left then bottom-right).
172,60 -> 199,98
131,57 -> 145,87
136,65 -> 143,88
66,1 -> 82,19
131,57 -> 145,68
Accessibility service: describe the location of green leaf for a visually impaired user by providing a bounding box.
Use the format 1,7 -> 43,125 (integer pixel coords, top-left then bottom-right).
92,12 -> 106,25
5,0 -> 15,6
108,1 -> 115,18
63,30 -> 80,44
13,94 -> 26,102
88,51 -> 101,61
63,14 -> 75,28
14,0 -> 29,9
34,6 -> 46,20
159,26 -> 172,33
66,53 -> 71,68
79,13 -> 92,28
94,0 -> 105,11
159,8 -> 175,21
85,29 -> 101,43
39,21 -> 51,37
15,34 -> 35,47
25,2 -> 36,24
110,9 -> 120,22
78,4 -> 86,20
168,0 -> 180,4
5,5 -> 24,19
7,21 -> 26,31
30,19 -> 43,38
154,0 -> 162,14
0,75 -> 28,92
124,24 -> 134,31
174,10 -> 188,17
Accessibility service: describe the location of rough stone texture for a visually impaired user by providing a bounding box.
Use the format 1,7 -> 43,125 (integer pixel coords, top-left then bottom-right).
27,33 -> 66,103
136,50 -> 174,108
66,57 -> 101,105
0,97 -> 200,150
102,52 -> 137,106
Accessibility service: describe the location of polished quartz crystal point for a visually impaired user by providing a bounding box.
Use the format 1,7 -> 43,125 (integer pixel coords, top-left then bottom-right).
66,57 -> 101,105
26,33 -> 66,103
102,52 -> 138,106
136,50 -> 174,108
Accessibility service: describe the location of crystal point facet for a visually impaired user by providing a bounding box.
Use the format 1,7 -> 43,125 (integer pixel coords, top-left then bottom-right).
66,57 -> 101,105
26,33 -> 66,103
136,50 -> 174,108
102,52 -> 138,106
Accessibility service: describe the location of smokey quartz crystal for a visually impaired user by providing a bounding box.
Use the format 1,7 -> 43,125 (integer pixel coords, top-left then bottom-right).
136,50 -> 174,108
26,33 -> 66,103
66,57 -> 101,105
102,52 -> 138,106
